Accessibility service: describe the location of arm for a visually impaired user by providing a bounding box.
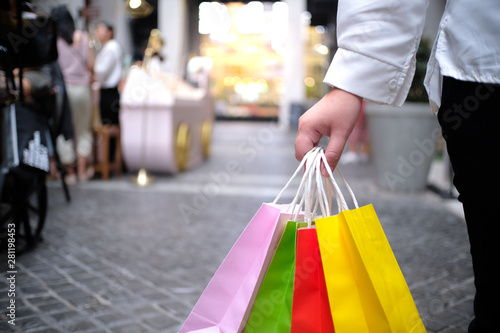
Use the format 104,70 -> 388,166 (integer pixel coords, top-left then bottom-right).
84,31 -> 95,75
295,0 -> 429,171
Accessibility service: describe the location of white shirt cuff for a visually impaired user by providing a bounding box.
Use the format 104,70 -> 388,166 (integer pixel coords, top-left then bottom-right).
323,47 -> 415,107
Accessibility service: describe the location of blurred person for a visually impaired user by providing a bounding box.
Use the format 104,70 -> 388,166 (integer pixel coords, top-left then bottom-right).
41,61 -> 76,183
0,1 -> 73,182
340,101 -> 369,164
294,1 -> 500,332
52,6 -> 94,182
93,21 -> 122,125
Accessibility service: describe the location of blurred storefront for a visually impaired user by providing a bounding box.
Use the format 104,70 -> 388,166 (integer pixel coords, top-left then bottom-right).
199,2 -> 286,119
198,1 -> 333,120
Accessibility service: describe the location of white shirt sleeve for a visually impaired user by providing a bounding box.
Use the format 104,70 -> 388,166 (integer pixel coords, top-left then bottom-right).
425,0 -> 500,111
324,0 -> 429,107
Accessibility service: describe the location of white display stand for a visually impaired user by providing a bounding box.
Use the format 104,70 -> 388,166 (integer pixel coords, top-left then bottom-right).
119,67 -> 214,174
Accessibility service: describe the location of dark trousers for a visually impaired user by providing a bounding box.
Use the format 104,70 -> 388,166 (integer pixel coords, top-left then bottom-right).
99,87 -> 120,161
438,76 -> 500,333
99,87 -> 120,125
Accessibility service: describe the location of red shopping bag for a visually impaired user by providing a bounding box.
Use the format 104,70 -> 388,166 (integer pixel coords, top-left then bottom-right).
291,227 -> 335,333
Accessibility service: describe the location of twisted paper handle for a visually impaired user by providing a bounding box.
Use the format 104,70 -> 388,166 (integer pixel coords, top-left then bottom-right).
273,147 -> 359,226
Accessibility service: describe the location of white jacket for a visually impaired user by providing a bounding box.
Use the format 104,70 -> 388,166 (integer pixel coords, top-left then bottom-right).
323,0 -> 500,110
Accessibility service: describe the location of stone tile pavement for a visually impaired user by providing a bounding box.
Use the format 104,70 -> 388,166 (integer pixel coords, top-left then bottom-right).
0,121 -> 473,332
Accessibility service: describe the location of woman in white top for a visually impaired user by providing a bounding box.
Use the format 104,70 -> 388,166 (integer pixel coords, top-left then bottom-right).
295,1 -> 500,332
94,21 -> 123,125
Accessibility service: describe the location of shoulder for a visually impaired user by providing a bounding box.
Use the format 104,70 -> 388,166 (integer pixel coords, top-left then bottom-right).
107,40 -> 123,56
72,30 -> 90,48
108,39 -> 121,49
57,36 -> 68,48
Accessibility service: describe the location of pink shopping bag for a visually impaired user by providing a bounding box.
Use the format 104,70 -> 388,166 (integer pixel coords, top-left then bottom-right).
179,203 -> 291,333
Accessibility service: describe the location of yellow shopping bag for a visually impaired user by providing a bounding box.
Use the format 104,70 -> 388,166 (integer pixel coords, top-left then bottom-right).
302,147 -> 427,333
316,204 -> 426,333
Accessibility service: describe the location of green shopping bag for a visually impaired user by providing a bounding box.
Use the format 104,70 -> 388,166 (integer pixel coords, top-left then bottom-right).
243,147 -> 331,332
244,221 -> 305,332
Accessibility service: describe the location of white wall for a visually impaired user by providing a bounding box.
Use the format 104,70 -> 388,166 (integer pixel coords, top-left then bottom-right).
280,0 -> 307,127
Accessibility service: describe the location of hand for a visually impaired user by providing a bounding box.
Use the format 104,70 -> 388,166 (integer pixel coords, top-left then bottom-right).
295,88 -> 363,174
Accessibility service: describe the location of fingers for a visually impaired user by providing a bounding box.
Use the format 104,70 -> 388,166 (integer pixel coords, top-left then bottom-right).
322,137 -> 345,176
294,124 -> 319,162
294,93 -> 332,162
294,88 -> 363,173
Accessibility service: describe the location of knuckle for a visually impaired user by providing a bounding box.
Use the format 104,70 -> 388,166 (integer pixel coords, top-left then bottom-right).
325,149 -> 342,163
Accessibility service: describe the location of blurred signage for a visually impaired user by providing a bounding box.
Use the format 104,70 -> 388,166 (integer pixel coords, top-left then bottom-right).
79,6 -> 99,19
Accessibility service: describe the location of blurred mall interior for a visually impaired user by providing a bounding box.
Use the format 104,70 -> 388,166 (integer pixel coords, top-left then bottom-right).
29,0 -> 444,123
28,0 -> 343,123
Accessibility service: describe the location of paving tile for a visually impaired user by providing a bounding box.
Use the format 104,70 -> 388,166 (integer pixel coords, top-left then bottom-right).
36,301 -> 71,315
142,314 -> 179,330
17,283 -> 47,296
25,328 -> 62,333
23,295 -> 59,309
61,318 -> 100,332
49,310 -> 81,323
110,323 -> 151,333
15,315 -> 50,332
94,311 -> 131,327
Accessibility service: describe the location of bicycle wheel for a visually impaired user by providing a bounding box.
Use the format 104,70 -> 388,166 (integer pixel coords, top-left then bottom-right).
0,168 -> 47,253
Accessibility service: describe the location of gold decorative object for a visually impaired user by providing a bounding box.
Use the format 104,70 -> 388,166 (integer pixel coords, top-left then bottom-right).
175,123 -> 191,172
143,29 -> 163,69
201,121 -> 212,159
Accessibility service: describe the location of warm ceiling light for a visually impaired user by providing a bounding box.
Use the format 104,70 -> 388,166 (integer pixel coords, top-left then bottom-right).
126,0 -> 153,18
129,0 -> 141,9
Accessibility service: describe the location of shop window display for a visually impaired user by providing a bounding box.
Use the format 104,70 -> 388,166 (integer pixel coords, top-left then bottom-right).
198,1 -> 330,120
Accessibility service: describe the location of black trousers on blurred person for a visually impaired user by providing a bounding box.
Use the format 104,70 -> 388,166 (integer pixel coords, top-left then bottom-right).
438,76 -> 500,333
99,87 -> 120,162
99,87 -> 120,125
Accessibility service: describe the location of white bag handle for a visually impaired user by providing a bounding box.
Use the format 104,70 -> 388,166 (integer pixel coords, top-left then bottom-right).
318,150 -> 359,210
273,147 -> 359,225
273,146 -> 320,205
290,147 -> 323,221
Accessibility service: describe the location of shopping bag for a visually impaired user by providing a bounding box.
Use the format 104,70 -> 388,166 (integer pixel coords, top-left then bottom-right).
315,160 -> 426,333
1,103 -> 50,173
179,203 -> 290,333
245,147 -> 335,333
244,221 -> 303,333
180,147 -> 330,333
291,227 -> 334,333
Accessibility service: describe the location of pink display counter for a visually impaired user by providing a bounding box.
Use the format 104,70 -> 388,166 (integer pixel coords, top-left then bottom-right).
119,67 -> 214,174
